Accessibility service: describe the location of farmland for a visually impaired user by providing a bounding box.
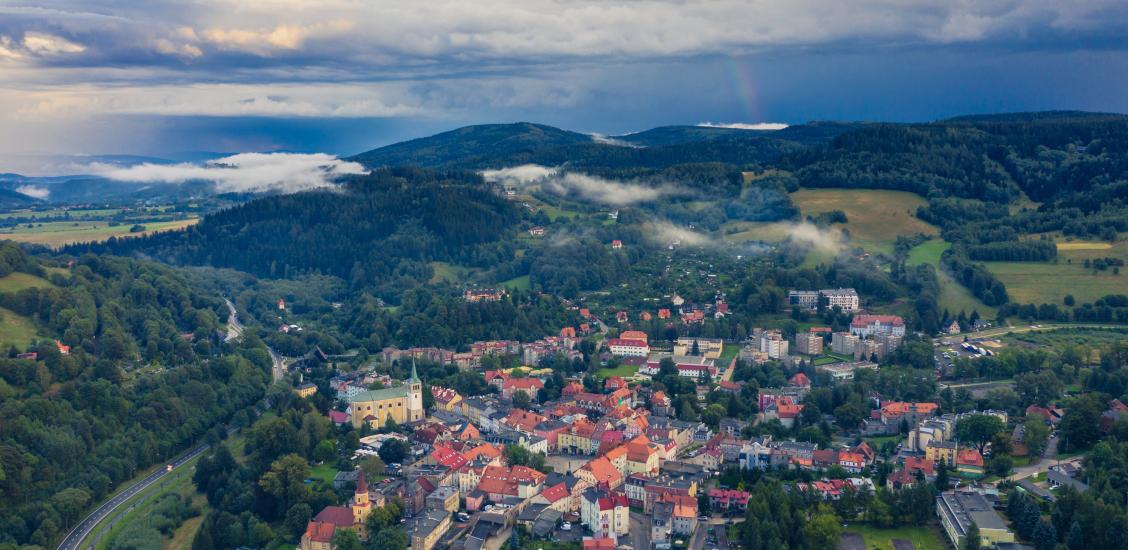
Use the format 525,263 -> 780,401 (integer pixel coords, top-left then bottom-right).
0,218 -> 198,248
984,260 -> 1128,305
0,271 -> 55,292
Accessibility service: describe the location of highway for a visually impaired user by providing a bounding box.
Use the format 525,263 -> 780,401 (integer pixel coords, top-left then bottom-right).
55,444 -> 209,550
223,298 -> 244,343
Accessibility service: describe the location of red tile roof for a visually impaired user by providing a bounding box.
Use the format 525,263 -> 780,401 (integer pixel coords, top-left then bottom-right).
314,506 -> 354,527
305,521 -> 336,543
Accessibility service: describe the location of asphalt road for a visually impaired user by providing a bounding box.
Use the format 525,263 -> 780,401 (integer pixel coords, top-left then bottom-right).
629,510 -> 652,550
223,298 -> 244,343
56,444 -> 209,550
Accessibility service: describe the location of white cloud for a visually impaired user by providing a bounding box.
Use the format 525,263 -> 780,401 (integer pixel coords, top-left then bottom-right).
785,222 -> 843,253
15,185 -> 49,199
481,164 -> 685,206
198,20 -> 353,55
90,152 -> 367,193
22,32 -> 85,55
697,122 -> 789,130
590,133 -> 641,147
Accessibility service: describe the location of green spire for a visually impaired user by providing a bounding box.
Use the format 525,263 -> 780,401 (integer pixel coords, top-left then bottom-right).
410,359 -> 420,383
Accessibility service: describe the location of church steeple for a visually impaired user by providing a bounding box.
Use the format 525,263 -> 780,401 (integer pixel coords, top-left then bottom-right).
355,469 -> 368,495
409,359 -> 420,383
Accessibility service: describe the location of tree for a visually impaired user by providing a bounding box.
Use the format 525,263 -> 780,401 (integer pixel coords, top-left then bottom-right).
961,523 -> 981,550
1059,394 -> 1104,451
989,455 -> 1013,477
284,503 -> 313,537
378,438 -> 408,464
956,414 -> 1004,454
332,528 -> 363,550
512,390 -> 532,410
802,509 -> 842,550
1066,520 -> 1085,550
1023,417 -> 1050,456
258,454 -> 311,514
52,487 -> 92,527
934,464 -> 950,492
1033,520 -> 1057,550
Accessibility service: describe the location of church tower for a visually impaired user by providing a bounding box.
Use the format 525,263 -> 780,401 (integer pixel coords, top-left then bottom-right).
352,469 -> 372,526
407,359 -> 424,422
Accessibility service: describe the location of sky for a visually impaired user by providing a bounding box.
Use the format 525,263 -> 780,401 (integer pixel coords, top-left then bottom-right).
1,0 -> 1127,174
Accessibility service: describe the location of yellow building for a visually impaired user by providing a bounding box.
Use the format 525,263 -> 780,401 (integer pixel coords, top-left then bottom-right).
674,337 -> 724,359
294,383 -> 318,398
926,441 -> 958,467
348,364 -> 424,429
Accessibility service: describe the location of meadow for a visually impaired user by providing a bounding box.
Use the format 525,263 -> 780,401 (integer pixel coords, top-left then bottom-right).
907,239 -> 997,316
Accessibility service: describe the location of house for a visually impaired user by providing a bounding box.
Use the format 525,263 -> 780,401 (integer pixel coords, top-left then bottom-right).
608,338 -> 650,357
936,491 -> 1015,548
658,308 -> 671,320
504,409 -> 548,434
529,227 -> 546,237
328,410 -> 351,427
956,448 -> 985,477
838,452 -> 865,474
849,315 -> 906,337
55,340 -> 70,355
431,387 -> 463,412
639,354 -> 717,379
820,288 -> 860,311
708,489 -> 751,513
580,486 -> 629,541
611,240 -> 623,249
463,288 -> 507,303
926,441 -> 958,467
788,372 -> 811,389
1026,404 -> 1063,425
294,383 -> 318,398
578,456 -> 624,489
502,378 -> 544,401
947,320 -> 961,335
887,457 -> 936,490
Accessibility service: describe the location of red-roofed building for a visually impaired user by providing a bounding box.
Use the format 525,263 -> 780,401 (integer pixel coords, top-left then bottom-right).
1027,404 -> 1063,425
850,315 -> 906,337
957,448 -> 985,476
328,410 -> 351,426
502,377 -> 545,401
789,372 -> 812,388
430,446 -> 469,470
55,340 -> 70,355
604,376 -> 628,391
584,537 -> 617,550
301,520 -> 336,549
561,327 -> 577,338
504,409 -> 548,434
577,457 -> 624,489
658,308 -> 671,320
580,308 -> 592,318
880,402 -> 939,425
563,380 -> 585,397
708,488 -> 751,512
485,370 -> 509,390
838,452 -> 865,473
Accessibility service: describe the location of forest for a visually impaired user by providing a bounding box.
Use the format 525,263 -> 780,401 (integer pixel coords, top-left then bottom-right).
0,244 -> 272,547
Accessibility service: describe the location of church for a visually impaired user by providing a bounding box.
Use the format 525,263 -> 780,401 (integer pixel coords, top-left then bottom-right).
347,362 -> 425,429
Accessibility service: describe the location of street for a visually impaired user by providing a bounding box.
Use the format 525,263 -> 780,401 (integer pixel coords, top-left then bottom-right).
629,511 -> 652,550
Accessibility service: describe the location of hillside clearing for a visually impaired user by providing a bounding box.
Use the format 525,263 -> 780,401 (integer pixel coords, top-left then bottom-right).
790,188 -> 938,255
0,272 -> 55,292
984,261 -> 1128,305
906,240 -> 996,316
0,306 -> 37,347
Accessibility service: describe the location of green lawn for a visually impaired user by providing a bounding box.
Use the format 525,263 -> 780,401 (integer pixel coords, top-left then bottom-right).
843,523 -> 947,550
813,355 -> 841,365
595,363 -> 640,379
906,240 -> 949,266
309,464 -> 338,484
0,272 -> 55,292
791,188 -> 939,257
0,218 -> 198,248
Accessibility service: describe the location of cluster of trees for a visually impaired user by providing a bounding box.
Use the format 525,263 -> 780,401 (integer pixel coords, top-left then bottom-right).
997,295 -> 1128,324
0,251 -> 270,547
1006,491 -> 1059,550
107,493 -> 200,550
737,480 -> 843,550
965,240 -> 1058,262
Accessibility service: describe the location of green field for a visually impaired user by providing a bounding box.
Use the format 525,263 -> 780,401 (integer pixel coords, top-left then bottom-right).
1003,327 -> 1128,349
0,208 -> 124,220
984,260 -> 1128,305
0,272 -> 55,292
310,464 -> 339,484
429,261 -> 467,283
0,218 -> 198,248
501,274 -> 531,291
0,306 -> 38,347
842,523 -> 946,550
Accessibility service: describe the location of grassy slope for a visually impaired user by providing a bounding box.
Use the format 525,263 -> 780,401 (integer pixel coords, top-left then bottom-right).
0,271 -> 55,292
0,218 -> 198,248
907,240 -> 997,317
843,523 -> 946,550
790,188 -> 938,255
0,306 -> 38,347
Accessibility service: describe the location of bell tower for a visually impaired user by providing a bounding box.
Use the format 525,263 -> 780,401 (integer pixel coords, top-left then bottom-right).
407,359 -> 424,422
351,470 -> 371,525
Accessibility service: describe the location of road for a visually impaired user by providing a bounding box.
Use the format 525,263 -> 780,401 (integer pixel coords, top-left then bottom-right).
1006,434 -> 1069,482
56,444 -> 210,550
223,298 -> 244,343
268,347 -> 285,383
629,511 -> 652,550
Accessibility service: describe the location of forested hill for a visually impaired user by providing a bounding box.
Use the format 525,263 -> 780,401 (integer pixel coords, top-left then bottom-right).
0,243 -> 270,547
348,121 -> 856,170
71,168 -> 519,297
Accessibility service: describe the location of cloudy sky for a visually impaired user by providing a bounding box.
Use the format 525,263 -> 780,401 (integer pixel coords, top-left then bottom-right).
1,0 -> 1126,172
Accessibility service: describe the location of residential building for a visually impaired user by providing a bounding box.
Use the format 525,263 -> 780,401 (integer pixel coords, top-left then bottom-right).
639,354 -> 717,379
936,491 -> 1015,548
850,315 -> 906,338
787,290 -> 820,311
580,486 -> 630,541
608,338 -> 650,357
759,330 -> 788,359
956,448 -> 985,477
708,489 -> 751,513
817,361 -> 878,381
795,332 -> 823,355
820,288 -> 860,312
926,441 -> 958,467
831,332 -> 860,355
410,509 -> 452,550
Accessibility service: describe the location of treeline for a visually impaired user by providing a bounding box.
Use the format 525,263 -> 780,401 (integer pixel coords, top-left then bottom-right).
0,252 -> 270,547
66,168 -> 520,302
965,240 -> 1058,262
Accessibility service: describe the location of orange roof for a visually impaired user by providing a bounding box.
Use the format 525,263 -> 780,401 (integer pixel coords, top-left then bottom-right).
626,437 -> 657,462
604,445 -> 628,461
777,403 -> 803,418
957,448 -> 985,467
305,521 -> 336,543
584,538 -> 616,550
464,443 -> 503,461
881,402 -> 939,416
620,330 -> 649,342
505,409 -> 548,433
583,457 -> 623,485
838,452 -> 865,465
540,482 -> 570,503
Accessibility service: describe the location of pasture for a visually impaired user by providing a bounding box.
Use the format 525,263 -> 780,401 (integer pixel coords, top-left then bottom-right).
0,218 -> 198,248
